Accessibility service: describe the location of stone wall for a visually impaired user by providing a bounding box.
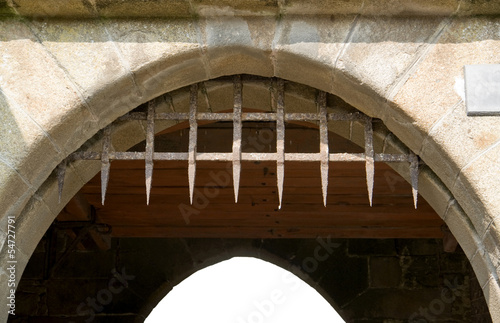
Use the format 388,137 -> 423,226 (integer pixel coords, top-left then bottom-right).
11,233 -> 491,322
1,8 -> 500,323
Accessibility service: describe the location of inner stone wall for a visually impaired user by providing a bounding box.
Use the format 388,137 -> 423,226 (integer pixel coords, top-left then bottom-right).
12,234 -> 491,322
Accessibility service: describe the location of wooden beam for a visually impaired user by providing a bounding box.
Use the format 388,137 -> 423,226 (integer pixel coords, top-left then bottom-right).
56,193 -> 111,250
110,225 -> 444,239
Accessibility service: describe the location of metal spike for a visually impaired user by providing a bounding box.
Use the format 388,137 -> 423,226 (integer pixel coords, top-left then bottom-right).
232,75 -> 242,203
409,151 -> 419,209
145,101 -> 155,205
188,84 -> 198,205
276,78 -> 285,209
57,160 -> 66,204
319,91 -> 329,207
364,118 -> 374,206
101,126 -> 112,205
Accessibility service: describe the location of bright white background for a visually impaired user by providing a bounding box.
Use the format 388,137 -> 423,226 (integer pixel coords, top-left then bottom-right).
145,257 -> 345,322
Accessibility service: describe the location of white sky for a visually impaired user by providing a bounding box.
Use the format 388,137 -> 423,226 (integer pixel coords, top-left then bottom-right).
145,257 -> 345,323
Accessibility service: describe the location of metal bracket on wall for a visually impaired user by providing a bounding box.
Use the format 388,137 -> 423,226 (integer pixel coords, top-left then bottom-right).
56,75 -> 422,209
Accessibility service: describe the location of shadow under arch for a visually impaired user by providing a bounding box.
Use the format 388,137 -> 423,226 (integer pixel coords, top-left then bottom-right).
3,44 -> 496,321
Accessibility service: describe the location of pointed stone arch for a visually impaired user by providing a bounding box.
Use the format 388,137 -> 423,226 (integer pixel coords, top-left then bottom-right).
1,15 -> 500,322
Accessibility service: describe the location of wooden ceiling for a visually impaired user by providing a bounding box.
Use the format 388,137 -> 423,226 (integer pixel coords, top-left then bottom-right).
57,122 -> 445,239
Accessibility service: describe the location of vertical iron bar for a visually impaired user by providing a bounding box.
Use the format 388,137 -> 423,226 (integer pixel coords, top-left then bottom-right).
270,78 -> 277,112
276,79 -> 285,209
409,152 -> 419,209
200,82 -> 213,113
232,75 -> 242,203
101,126 -> 112,205
145,101 -> 155,205
319,91 -> 329,207
364,118 -> 375,206
188,84 -> 198,205
57,159 -> 66,203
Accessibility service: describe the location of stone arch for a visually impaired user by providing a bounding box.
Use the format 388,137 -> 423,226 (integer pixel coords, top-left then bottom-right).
1,15 -> 500,322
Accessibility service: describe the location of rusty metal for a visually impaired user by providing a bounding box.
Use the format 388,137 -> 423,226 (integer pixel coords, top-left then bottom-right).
58,76 -> 424,209
57,159 -> 66,203
200,81 -> 213,113
318,91 -> 329,207
101,126 -> 112,205
364,117 -> 375,207
188,84 -> 198,205
145,101 -> 155,205
276,78 -> 285,209
409,152 -> 419,209
232,75 -> 242,203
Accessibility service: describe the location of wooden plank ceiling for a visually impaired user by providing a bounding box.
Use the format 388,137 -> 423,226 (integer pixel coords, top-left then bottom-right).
57,122 -> 445,239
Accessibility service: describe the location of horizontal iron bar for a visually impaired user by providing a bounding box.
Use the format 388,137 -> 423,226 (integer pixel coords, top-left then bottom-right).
69,151 -> 415,163
117,112 -> 370,122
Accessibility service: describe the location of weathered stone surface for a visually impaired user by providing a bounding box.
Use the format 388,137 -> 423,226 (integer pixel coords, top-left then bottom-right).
421,102 -> 500,232
470,249 -> 494,292
336,16 -> 445,104
97,0 -> 192,18
11,0 -> 95,18
417,165 -> 454,219
0,20 -> 95,153
7,0 -> 500,18
0,161 -> 32,221
27,19 -> 142,131
14,197 -> 55,258
482,222 -> 500,273
452,142 -> 500,236
33,166 -> 84,219
274,16 -> 354,93
199,17 -> 274,79
105,18 -> 205,106
393,16 -> 500,165
483,277 -> 500,323
445,200 -> 480,260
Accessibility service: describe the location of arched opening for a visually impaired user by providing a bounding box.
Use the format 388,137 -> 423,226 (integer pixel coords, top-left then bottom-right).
145,257 -> 344,322
2,15 -> 499,322
11,75 -> 491,322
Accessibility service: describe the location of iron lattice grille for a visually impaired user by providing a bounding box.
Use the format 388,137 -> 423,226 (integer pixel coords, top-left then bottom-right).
57,75 -> 421,209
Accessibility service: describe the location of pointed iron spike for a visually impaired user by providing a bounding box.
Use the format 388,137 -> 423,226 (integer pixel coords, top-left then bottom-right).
410,152 -> 419,209
188,84 -> 198,205
188,163 -> 196,205
145,101 -> 155,205
101,163 -> 110,205
233,163 -> 241,203
145,172 -> 152,205
366,159 -> 374,207
364,118 -> 375,207
276,78 -> 285,209
277,163 -> 284,209
232,75 -> 242,203
321,162 -> 328,207
57,160 -> 66,204
101,126 -> 112,206
318,91 -> 329,207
